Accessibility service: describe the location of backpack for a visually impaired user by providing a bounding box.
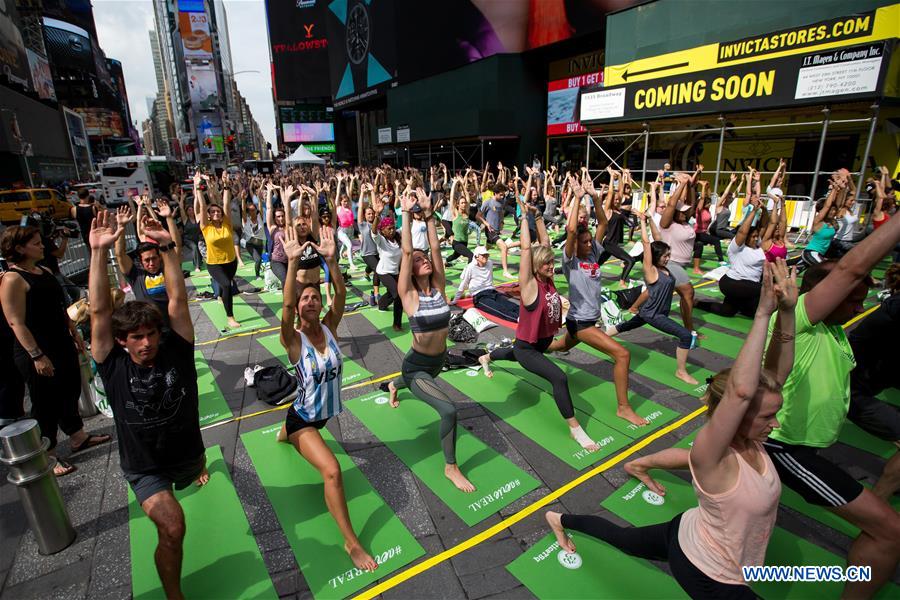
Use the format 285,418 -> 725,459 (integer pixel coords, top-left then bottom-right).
611,286 -> 643,309
254,365 -> 297,406
443,348 -> 487,371
448,312 -> 478,343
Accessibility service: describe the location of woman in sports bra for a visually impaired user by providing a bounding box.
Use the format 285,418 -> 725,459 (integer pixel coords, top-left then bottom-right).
547,260 -> 797,599
385,188 -> 476,493
762,196 -> 788,262
275,225 -> 378,574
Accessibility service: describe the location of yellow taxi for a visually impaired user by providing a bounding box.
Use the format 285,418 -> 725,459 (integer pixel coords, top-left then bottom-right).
0,188 -> 72,224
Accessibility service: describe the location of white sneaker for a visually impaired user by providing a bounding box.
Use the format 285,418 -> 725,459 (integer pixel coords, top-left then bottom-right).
244,364 -> 264,387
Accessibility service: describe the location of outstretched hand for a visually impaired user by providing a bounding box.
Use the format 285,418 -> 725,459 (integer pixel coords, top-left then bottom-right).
414,188 -> 432,216
116,205 -> 134,227
312,226 -> 336,259
771,258 -> 798,310
156,200 -> 173,219
89,210 -> 124,250
282,225 -> 308,260
756,261 -> 778,317
141,216 -> 173,246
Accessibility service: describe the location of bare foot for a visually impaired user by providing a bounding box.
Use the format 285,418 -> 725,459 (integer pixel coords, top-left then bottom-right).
675,370 -> 698,385
445,464 -> 475,492
195,466 -> 210,487
276,424 -> 288,443
388,381 -> 399,408
617,406 -> 649,427
502,271 -> 514,279
618,280 -> 628,288
345,542 -> 378,572
570,426 -> 600,452
478,354 -> 493,378
692,269 -> 703,275
227,317 -> 241,329
545,511 -> 576,553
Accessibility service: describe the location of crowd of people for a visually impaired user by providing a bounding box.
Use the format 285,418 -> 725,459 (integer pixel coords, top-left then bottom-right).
0,158 -> 898,599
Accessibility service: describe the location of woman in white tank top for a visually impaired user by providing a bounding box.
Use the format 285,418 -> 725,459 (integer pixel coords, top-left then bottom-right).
275,225 -> 378,574
546,260 -> 798,598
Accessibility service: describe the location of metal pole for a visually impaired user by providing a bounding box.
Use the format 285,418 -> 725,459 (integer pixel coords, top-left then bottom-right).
713,115 -> 726,195
640,124 -> 650,189
585,133 -> 591,173
428,143 -> 432,173
808,107 -> 830,202
855,104 -> 879,202
452,141 -> 455,172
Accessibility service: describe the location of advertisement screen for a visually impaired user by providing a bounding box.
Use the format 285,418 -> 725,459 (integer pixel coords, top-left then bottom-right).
26,49 -> 56,100
73,107 -> 126,137
547,71 -> 602,136
196,111 -> 224,154
266,0 -> 331,100
42,17 -> 94,73
282,122 -> 335,143
179,9 -> 213,60
187,64 -> 218,110
0,0 -> 30,89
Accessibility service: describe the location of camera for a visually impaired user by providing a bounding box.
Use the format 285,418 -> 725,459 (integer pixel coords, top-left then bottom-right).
20,213 -> 80,239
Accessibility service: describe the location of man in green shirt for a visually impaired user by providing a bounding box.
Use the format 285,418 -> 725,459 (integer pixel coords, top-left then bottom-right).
763,211 -> 900,598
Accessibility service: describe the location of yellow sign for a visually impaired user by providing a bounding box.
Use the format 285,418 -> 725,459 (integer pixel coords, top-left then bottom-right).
605,4 -> 900,87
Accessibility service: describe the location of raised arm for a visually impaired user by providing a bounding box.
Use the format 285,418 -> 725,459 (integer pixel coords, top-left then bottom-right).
812,182 -> 840,228
623,447 -> 691,495
155,200 -> 181,255
279,226 -> 303,363
763,260 -> 797,386
194,172 -> 209,229
113,205 -> 135,275
638,212 -> 658,284
87,210 -> 126,362
420,189 -> 445,293
564,176 -> 582,259
142,215 -> 191,341
265,183 -> 276,232
397,192 -> 417,303
691,261 -> 782,489
316,228 -> 345,332
734,205 -> 760,247
659,175 -> 687,229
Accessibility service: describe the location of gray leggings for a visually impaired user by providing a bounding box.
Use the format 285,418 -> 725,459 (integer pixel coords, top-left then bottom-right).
393,349 -> 458,464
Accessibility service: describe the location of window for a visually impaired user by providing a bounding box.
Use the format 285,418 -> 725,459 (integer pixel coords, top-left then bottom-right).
0,192 -> 30,203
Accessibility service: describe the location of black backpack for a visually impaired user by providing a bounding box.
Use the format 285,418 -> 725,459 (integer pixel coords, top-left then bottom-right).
254,365 -> 298,406
448,313 -> 478,343
611,286 -> 643,310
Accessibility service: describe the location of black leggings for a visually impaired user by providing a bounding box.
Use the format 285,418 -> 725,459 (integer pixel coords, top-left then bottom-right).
560,513 -> 755,599
598,241 -> 637,281
377,272 -> 403,328
207,259 -> 238,317
271,260 -> 288,286
693,232 -> 724,262
695,275 -> 760,318
246,239 -> 265,278
393,349 -> 458,464
489,337 -> 574,419
14,348 -> 82,450
362,254 -> 380,287
446,241 -> 473,263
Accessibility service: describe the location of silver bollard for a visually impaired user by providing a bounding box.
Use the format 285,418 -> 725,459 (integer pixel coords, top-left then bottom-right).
0,420 -> 76,555
78,351 -> 99,418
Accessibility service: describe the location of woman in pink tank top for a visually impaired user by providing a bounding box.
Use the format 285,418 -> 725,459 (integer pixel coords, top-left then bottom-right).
546,259 -> 798,599
479,172 -> 601,453
762,196 -> 789,263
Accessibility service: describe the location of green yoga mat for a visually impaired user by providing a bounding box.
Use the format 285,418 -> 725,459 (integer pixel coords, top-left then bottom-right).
241,424 -> 425,599
693,309 -> 753,335
496,359 -> 680,439
258,290 -> 284,321
346,390 -> 540,525
879,388 -> 900,408
601,468 -> 900,599
195,351 -> 233,426
255,333 -> 373,386
579,336 -> 713,397
199,295 -> 270,334
506,531 -> 688,599
359,306 -> 416,353
129,446 -> 276,600
837,420 -> 897,460
443,367 -> 630,469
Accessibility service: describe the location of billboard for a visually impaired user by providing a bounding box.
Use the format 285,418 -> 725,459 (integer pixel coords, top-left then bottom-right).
266,0 -> 331,100
187,63 -> 218,110
42,17 -> 94,73
26,49 -> 56,100
73,107 -> 126,137
282,122 -> 334,143
178,7 -> 213,60
196,111 -> 224,154
547,71 -> 602,136
0,0 -> 30,89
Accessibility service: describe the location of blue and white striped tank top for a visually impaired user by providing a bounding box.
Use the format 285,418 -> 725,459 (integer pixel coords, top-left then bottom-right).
292,325 -> 343,422
408,288 -> 450,333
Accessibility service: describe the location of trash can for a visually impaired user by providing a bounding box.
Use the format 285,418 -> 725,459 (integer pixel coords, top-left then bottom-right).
0,420 -> 76,554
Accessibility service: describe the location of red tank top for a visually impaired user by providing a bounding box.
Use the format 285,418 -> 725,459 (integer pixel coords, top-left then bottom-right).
873,213 -> 889,230
516,277 -> 562,343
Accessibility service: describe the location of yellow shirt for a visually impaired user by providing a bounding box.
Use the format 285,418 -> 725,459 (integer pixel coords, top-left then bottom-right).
201,221 -> 236,264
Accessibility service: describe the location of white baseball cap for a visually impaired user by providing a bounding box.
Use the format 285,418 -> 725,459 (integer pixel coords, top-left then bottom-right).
473,246 -> 489,256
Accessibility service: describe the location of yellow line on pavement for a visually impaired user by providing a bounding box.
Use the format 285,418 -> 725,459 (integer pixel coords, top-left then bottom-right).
353,404 -> 708,600
842,304 -> 878,329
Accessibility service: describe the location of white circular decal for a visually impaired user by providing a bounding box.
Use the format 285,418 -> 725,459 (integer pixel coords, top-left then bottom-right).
374,396 -> 389,405
466,370 -> 479,377
642,489 -> 665,506
557,550 -> 582,570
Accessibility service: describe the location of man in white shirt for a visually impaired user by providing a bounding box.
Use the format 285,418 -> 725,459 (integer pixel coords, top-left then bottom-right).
453,247 -> 519,322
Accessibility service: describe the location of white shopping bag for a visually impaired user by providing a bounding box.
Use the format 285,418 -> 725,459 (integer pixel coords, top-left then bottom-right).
463,307 -> 496,332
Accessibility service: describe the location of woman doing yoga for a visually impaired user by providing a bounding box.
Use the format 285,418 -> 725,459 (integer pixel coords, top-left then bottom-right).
597,168 -> 638,286
196,171 -> 241,329
479,174 -> 601,453
386,189 -> 475,493
548,259 -> 797,599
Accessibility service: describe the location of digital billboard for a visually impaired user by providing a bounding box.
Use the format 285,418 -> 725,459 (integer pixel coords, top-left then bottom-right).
266,0 -> 331,100
26,49 -> 56,100
282,122 -> 335,143
547,71 -> 602,136
196,111 -> 224,154
187,63 -> 218,110
178,7 -> 213,60
0,0 -> 31,89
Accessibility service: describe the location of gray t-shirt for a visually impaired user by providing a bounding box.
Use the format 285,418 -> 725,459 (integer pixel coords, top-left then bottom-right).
481,197 -> 503,231
358,221 -> 377,256
562,241 -> 604,321
543,196 -> 558,221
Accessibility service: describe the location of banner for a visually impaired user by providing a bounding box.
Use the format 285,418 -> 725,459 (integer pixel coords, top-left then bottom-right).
581,41 -> 891,124
0,0 -> 30,89
178,8 -> 212,60
26,49 -> 56,100
547,71 -> 601,136
266,0 -> 331,100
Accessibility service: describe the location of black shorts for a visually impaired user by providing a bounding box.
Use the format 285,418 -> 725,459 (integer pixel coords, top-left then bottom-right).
763,438 -> 863,507
285,405 -> 329,436
485,228 -> 501,245
124,453 -> 206,504
565,318 -> 598,338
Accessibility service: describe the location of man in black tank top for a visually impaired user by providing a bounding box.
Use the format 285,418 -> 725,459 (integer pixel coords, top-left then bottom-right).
88,210 -> 206,600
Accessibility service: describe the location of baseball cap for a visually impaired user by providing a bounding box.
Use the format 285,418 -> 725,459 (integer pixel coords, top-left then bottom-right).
473,246 -> 489,256
768,187 -> 784,198
676,203 -> 691,212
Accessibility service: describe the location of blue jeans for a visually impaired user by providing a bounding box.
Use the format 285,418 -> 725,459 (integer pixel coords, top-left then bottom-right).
618,313 -> 692,349
473,289 -> 519,322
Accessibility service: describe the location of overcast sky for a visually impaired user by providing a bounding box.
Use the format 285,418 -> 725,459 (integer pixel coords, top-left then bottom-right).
92,0 -> 277,147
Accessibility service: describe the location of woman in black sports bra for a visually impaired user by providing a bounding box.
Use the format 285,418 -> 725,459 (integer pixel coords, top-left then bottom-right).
0,225 -> 110,476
